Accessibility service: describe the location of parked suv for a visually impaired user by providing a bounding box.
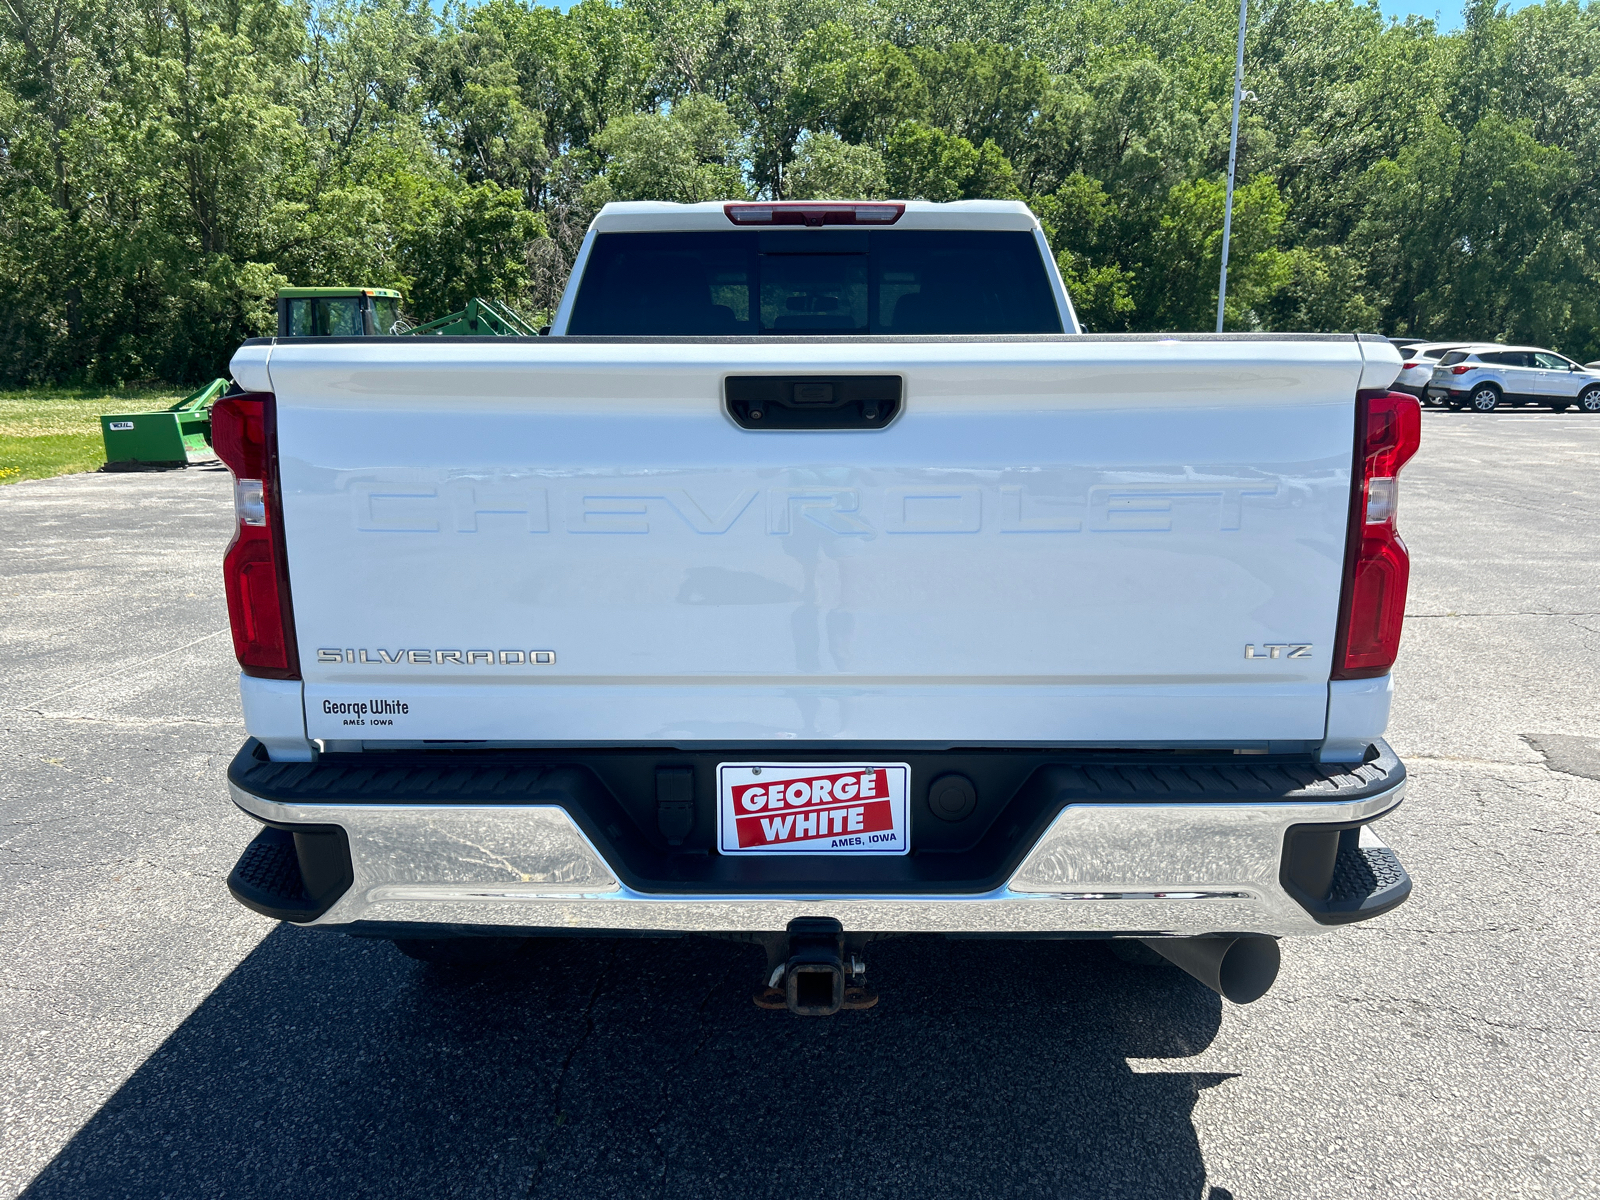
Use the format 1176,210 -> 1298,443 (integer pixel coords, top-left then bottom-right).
1392,343 -> 1470,403
1428,345 -> 1600,412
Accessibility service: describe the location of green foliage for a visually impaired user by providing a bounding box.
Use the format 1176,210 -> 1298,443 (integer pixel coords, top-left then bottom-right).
5,0 -> 1600,384
787,132 -> 888,200
1151,174 -> 1290,331
1033,174 -> 1135,330
885,121 -> 1018,201
585,92 -> 746,204
401,181 -> 548,317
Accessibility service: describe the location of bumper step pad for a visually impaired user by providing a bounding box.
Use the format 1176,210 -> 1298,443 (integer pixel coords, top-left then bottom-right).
1281,822 -> 1412,925
228,827 -> 309,916
227,823 -> 354,924
1328,839 -> 1411,917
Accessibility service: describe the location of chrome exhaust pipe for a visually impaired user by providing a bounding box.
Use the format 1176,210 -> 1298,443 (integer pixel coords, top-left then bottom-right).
1138,935 -> 1280,1004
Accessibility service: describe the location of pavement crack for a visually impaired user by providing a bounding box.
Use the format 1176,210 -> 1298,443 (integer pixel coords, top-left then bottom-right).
646,953 -> 742,1196
525,940 -> 618,1197
22,628 -> 230,707
1407,611 -> 1600,618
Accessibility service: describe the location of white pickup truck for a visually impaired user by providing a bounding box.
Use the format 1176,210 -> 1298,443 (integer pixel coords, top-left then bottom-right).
220,200 -> 1417,1012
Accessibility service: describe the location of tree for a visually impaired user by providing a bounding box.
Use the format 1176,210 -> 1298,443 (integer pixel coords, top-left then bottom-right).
786,131 -> 887,199
884,120 -> 1017,201
1148,174 -> 1289,331
401,181 -> 547,318
584,92 -> 745,204
6,0 -> 1600,381
1034,174 -> 1136,330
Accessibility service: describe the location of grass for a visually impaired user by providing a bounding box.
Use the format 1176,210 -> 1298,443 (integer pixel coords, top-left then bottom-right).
0,386 -> 187,485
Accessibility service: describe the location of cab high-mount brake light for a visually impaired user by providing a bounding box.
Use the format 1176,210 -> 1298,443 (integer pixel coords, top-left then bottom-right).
212,392 -> 300,679
724,203 -> 905,227
1332,390 -> 1422,680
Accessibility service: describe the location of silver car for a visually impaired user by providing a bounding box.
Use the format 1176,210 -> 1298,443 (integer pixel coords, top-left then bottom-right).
1392,342 -> 1471,403
1426,344 -> 1600,412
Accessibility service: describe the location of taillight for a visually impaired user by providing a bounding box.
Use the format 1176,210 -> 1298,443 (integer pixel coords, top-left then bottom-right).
1451,364 -> 1471,374
1332,390 -> 1421,680
1401,361 -> 1418,370
724,203 -> 905,227
212,392 -> 300,679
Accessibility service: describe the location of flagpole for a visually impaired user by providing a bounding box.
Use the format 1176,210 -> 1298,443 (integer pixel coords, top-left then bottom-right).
1217,0 -> 1248,333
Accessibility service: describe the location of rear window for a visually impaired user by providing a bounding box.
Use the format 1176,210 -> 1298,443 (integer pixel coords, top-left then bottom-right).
566,230 -> 1063,336
1438,351 -> 1471,366
286,297 -> 363,337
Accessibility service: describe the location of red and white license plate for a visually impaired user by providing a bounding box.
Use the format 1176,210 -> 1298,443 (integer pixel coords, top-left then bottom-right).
717,762 -> 910,855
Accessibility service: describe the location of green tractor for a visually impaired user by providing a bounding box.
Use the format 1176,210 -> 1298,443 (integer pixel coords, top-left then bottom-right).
278,287 -> 406,336
404,295 -> 541,336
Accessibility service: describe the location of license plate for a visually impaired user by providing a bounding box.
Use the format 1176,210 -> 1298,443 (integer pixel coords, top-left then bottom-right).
717,762 -> 910,855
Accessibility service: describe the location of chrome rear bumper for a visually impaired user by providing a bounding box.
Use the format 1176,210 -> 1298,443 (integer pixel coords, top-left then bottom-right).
227,744 -> 1409,938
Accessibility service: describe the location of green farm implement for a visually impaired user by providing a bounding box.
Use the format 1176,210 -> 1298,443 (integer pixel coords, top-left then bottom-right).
99,377 -> 229,468
404,296 -> 541,337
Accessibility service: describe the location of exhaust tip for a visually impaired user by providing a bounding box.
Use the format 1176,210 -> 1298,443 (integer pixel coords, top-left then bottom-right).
1216,936 -> 1280,1004
1140,935 -> 1281,1004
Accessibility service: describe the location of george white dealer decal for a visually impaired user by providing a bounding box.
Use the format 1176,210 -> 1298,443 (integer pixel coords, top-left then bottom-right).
321,698 -> 409,727
316,648 -> 555,666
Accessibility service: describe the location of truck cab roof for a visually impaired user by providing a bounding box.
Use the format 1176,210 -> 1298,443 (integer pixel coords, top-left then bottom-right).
589,200 -> 1041,234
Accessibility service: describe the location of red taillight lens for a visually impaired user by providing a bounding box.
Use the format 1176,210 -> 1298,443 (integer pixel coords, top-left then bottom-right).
1451,364 -> 1471,374
1401,361 -> 1418,370
212,393 -> 300,679
1360,387 -> 1422,479
1332,390 -> 1421,679
724,203 -> 905,227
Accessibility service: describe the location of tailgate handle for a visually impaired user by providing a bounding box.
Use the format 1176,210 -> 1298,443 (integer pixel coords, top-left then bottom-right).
725,375 -> 902,430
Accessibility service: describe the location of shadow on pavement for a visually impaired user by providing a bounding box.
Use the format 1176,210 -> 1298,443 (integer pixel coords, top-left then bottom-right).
22,927 -> 1233,1199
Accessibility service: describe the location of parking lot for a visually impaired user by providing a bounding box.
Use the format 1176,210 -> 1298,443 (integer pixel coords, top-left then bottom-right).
1,410 -> 1597,1199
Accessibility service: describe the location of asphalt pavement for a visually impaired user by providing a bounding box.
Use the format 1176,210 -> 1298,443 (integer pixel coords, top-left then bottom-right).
1,411 -> 1597,1199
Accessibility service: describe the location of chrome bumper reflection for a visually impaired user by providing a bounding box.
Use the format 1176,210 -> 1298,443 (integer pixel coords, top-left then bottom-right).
229,779 -> 1404,938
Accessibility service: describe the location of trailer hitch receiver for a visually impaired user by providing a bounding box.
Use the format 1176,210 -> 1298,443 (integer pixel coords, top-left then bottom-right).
752,918 -> 878,1016
784,917 -> 847,1016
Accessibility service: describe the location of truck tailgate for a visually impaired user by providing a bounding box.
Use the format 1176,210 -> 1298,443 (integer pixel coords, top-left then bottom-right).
254,335 -> 1372,746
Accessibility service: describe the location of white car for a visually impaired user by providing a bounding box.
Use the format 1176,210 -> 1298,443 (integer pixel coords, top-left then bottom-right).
1428,344 -> 1600,412
1391,342 -> 1471,403
216,200 -> 1418,1012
